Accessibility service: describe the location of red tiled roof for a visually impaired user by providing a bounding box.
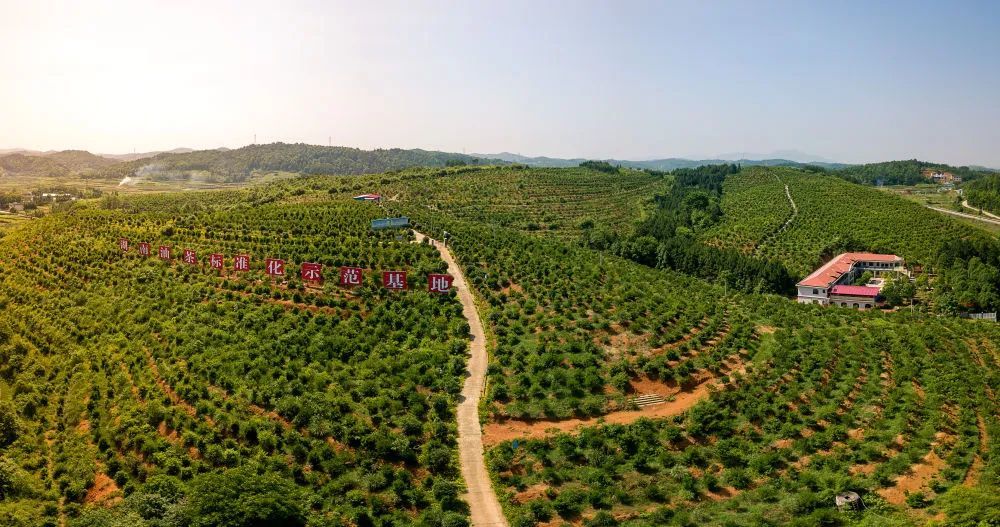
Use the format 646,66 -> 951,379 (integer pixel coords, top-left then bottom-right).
797,252 -> 902,288
830,285 -> 880,297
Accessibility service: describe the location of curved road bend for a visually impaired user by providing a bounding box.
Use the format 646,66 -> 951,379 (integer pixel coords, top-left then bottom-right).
414,231 -> 508,527
928,205 -> 1000,227
962,200 -> 1000,221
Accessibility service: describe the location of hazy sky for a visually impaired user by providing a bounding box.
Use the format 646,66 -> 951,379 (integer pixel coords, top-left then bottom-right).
2,0 -> 999,165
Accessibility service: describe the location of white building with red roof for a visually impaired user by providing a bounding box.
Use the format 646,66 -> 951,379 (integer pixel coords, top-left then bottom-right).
796,252 -> 906,308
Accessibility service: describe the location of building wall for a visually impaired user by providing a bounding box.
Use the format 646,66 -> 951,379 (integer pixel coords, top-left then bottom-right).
829,294 -> 876,309
796,285 -> 829,305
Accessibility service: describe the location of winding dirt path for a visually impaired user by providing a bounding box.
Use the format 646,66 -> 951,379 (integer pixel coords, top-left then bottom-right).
754,177 -> 797,255
415,231 -> 508,527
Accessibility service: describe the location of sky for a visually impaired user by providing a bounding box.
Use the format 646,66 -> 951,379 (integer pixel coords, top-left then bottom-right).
1,0 -> 999,166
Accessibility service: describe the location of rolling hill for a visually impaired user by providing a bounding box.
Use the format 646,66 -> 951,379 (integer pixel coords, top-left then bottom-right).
97,143 -> 505,183
0,150 -> 118,179
0,163 -> 996,527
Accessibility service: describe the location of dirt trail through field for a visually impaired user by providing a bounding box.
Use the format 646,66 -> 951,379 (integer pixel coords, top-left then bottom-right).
753,176 -> 797,255
415,231 -> 508,527
963,200 -> 1000,221
482,358 -> 745,446
928,205 -> 1000,226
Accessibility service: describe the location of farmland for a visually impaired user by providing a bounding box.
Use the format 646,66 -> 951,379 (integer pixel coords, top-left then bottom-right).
705,168 -> 993,276
382,165 -> 670,239
0,193 -> 474,525
0,164 -> 996,527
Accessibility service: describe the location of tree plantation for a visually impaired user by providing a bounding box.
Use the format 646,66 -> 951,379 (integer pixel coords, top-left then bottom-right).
0,162 -> 996,527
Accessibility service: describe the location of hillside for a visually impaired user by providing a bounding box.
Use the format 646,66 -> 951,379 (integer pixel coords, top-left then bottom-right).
98,143 -> 502,183
0,150 -> 117,178
834,160 -> 991,186
0,189 -> 475,525
0,167 -> 995,527
705,167 -> 990,276
378,164 -> 669,238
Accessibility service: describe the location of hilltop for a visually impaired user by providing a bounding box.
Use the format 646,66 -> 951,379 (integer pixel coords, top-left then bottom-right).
0,150 -> 117,178
96,143 -> 504,183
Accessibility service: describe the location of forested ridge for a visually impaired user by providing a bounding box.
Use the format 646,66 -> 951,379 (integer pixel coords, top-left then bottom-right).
833,160 -> 992,186
0,151 -> 117,179
92,143 -> 501,183
0,165 -> 996,527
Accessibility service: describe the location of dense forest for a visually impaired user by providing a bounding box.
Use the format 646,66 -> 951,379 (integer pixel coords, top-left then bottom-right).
964,174 -> 1000,215
93,143 -> 500,183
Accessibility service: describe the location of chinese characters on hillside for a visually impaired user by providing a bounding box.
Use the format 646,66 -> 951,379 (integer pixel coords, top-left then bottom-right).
339,266 -> 362,286
121,238 -> 452,293
383,271 -> 406,291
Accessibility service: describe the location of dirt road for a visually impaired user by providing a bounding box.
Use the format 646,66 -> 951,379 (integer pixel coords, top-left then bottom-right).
415,231 -> 508,527
962,200 -> 1000,221
928,205 -> 1000,226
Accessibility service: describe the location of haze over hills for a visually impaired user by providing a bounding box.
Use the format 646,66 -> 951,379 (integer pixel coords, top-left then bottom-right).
473,151 -> 850,170
99,148 -> 196,162
7,143 -> 999,188
0,149 -> 118,179
98,143 -> 504,184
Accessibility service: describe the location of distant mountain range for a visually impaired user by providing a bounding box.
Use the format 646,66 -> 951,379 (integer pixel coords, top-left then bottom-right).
4,144 -> 996,185
472,152 -> 849,170
99,143 -> 498,183
99,148 -> 195,162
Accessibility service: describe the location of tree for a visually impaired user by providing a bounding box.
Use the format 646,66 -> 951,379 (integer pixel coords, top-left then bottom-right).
0,401 -> 20,448
183,464 -> 309,527
881,273 -> 915,307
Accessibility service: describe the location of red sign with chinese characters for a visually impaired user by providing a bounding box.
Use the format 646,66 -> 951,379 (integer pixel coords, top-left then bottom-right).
210,253 -> 224,270
233,254 -> 250,272
301,262 -> 323,282
119,238 -> 129,252
182,249 -> 197,265
265,258 -> 285,277
138,242 -> 150,257
428,273 -> 453,293
383,271 -> 407,291
339,266 -> 363,287
158,246 -> 171,260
